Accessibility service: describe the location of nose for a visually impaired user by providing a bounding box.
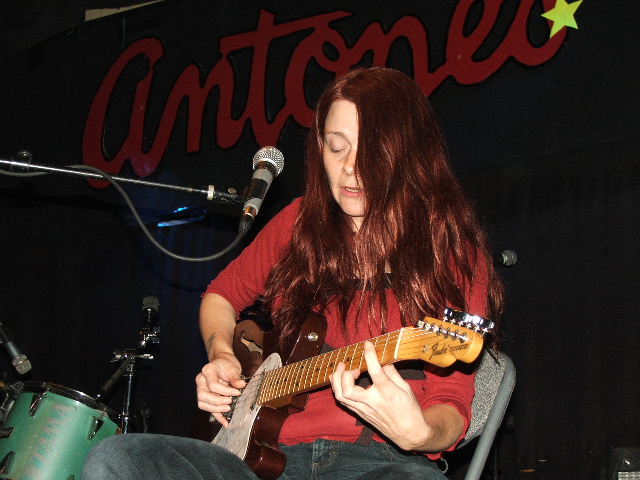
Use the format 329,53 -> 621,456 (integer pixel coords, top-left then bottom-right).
343,150 -> 356,175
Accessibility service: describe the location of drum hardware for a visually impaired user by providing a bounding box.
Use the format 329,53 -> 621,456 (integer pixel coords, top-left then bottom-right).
140,295 -> 160,349
88,416 -> 107,440
95,294 -> 161,434
139,326 -> 160,349
0,451 -> 13,475
137,401 -> 152,434
95,349 -> 154,434
0,382 -> 22,426
0,381 -> 118,479
0,296 -> 161,478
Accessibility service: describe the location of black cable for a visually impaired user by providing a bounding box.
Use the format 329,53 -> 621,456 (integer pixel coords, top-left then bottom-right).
0,164 -> 247,262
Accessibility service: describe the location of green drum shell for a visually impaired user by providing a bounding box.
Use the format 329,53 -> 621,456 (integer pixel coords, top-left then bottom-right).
0,381 -> 118,480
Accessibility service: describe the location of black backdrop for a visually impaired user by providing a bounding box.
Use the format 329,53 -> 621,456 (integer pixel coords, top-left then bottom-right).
1,1 -> 639,478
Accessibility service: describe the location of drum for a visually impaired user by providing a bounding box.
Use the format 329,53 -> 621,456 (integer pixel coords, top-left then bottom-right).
0,381 -> 118,480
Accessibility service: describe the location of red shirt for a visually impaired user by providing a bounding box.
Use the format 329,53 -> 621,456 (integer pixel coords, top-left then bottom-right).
206,198 -> 487,458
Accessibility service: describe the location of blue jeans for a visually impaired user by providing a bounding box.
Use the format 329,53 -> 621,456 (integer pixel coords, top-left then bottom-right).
81,434 -> 447,479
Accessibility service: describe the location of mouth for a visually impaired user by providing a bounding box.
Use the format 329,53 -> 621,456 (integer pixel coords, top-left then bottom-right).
341,186 -> 364,197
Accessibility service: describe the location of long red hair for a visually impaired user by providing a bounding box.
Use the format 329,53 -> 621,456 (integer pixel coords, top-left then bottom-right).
264,68 -> 503,346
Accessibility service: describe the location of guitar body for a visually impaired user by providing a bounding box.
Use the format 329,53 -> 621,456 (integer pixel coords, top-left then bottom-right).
213,313 -> 326,479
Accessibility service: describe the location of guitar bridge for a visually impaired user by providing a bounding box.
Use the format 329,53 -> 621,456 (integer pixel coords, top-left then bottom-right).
223,392 -> 241,422
220,377 -> 252,423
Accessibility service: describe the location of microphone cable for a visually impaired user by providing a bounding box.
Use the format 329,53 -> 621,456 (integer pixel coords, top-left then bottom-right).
0,163 -> 247,262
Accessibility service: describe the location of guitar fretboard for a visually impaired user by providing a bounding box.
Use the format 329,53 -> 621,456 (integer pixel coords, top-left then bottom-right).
258,328 -> 406,405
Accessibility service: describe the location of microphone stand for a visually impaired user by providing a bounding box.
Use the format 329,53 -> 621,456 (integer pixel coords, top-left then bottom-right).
0,157 -> 243,204
0,155 -> 252,261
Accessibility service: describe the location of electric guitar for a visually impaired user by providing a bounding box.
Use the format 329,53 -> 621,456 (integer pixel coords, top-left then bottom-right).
208,308 -> 493,479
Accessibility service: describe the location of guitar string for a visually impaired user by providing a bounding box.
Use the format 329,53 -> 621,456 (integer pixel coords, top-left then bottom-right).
234,327 -> 472,407
229,331 -> 401,412
240,327 -> 470,403
226,327 -> 476,413
228,339 -> 466,414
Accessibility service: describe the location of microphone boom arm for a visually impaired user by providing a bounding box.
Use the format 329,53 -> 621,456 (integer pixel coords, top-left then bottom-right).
0,158 -> 242,204
0,157 -> 248,262
0,146 -> 284,261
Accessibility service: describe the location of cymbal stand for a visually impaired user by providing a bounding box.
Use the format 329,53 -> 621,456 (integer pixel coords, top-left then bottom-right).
95,323 -> 159,433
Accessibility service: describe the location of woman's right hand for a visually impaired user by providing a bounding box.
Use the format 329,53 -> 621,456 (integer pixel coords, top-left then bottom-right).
195,352 -> 247,428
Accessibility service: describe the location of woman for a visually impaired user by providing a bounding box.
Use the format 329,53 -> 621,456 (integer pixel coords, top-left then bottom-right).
83,67 -> 503,480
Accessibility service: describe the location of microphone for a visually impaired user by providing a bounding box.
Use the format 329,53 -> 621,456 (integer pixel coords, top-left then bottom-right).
0,322 -> 32,374
240,146 -> 284,232
141,295 -> 159,326
494,249 -> 518,267
140,294 -> 161,349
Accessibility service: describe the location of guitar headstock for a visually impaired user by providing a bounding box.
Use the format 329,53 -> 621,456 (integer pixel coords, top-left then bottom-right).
396,309 -> 494,367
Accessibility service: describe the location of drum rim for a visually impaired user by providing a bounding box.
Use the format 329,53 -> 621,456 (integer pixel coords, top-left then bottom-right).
21,381 -> 118,421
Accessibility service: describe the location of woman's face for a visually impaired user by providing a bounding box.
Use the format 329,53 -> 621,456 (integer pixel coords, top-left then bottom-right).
322,100 -> 364,231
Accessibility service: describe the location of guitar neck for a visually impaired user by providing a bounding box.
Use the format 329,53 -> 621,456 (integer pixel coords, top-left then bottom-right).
258,329 -> 403,406
257,314 -> 488,407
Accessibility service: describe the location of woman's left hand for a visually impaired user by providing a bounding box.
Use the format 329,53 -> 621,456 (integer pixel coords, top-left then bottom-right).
330,341 -> 431,451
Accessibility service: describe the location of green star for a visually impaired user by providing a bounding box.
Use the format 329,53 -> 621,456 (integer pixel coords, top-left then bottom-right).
542,0 -> 584,38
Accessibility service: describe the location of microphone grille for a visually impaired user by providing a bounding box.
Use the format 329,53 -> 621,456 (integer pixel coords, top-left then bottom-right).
13,354 -> 32,374
501,250 -> 518,267
142,295 -> 159,313
253,146 -> 284,176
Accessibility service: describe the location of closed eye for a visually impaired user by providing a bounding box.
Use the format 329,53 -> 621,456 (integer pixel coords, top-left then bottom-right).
323,132 -> 350,154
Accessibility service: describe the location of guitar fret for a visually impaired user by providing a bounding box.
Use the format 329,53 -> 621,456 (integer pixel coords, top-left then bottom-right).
297,359 -> 309,392
283,363 -> 294,396
275,365 -> 284,400
373,336 -> 379,362
317,353 -> 324,386
382,331 -> 390,364
393,329 -> 402,361
327,349 -> 337,381
349,344 -> 357,369
314,355 -> 326,385
334,348 -> 342,372
310,356 -> 318,387
274,362 -> 285,401
306,357 -> 315,390
320,350 -> 331,385
352,343 -> 359,369
292,362 -> 300,393
268,369 -> 278,401
279,364 -> 286,397
264,367 -> 274,403
302,358 -> 313,390
284,363 -> 293,397
309,358 -> 317,389
343,344 -> 351,369
291,362 -> 300,395
267,365 -> 276,402
308,356 -> 317,388
316,353 -> 327,385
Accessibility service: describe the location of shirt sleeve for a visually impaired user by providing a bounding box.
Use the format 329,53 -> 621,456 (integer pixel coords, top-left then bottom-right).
421,252 -> 490,458
204,198 -> 301,314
